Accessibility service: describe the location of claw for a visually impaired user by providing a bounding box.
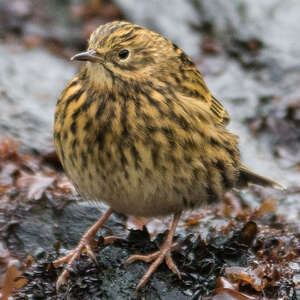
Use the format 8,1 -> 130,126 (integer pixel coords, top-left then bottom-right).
125,212 -> 182,292
54,208 -> 115,290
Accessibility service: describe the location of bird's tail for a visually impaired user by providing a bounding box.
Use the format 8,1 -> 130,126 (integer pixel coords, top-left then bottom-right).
237,164 -> 285,190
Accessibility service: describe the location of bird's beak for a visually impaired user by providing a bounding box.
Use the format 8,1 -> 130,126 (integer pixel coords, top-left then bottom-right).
70,49 -> 100,63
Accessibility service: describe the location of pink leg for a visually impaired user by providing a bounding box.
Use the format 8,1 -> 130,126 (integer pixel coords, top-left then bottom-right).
54,208 -> 117,290
125,212 -> 182,292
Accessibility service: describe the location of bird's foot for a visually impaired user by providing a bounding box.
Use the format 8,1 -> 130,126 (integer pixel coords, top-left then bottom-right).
125,240 -> 181,292
54,234 -> 119,290
125,212 -> 182,292
53,208 -> 115,290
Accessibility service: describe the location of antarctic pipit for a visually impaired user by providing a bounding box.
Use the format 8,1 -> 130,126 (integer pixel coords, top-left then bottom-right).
53,21 -> 283,292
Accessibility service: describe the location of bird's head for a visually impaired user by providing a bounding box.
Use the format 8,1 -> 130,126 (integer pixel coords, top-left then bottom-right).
71,21 -> 188,87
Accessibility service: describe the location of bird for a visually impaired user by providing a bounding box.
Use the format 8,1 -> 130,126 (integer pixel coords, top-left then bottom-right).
53,20 -> 283,292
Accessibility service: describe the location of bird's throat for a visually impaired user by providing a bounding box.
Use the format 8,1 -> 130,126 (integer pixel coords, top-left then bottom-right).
85,63 -> 114,91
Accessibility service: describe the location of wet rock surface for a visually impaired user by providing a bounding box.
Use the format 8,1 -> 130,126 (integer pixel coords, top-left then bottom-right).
13,217 -> 300,299
0,0 -> 300,299
0,44 -> 75,153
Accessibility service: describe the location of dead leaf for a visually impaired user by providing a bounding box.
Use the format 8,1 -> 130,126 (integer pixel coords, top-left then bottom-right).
126,216 -> 150,230
221,192 -> 242,217
256,197 -> 277,218
225,266 -> 264,292
16,171 -> 55,200
238,221 -> 258,245
1,264 -> 27,300
213,287 -> 256,300
0,138 -> 20,163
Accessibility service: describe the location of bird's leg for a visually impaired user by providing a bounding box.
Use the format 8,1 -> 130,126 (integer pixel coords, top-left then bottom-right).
125,212 -> 182,292
54,207 -> 117,290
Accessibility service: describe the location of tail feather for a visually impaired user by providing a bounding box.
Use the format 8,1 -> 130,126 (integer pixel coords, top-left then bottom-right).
238,164 -> 285,190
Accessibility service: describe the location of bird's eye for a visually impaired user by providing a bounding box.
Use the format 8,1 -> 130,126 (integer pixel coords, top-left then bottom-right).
118,49 -> 130,60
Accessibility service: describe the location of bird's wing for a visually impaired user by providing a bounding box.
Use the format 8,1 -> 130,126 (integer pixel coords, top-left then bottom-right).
209,95 -> 230,126
177,66 -> 230,127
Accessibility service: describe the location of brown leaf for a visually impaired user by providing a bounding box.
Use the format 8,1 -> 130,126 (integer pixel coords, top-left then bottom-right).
256,197 -> 277,218
184,215 -> 201,226
225,266 -> 264,292
126,216 -> 150,230
16,171 -> 55,200
213,288 -> 256,300
221,192 -> 242,217
238,221 -> 258,245
1,264 -> 27,300
0,138 -> 20,163
216,276 -> 237,289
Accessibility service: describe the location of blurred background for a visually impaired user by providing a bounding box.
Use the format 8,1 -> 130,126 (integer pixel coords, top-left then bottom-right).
0,0 -> 300,299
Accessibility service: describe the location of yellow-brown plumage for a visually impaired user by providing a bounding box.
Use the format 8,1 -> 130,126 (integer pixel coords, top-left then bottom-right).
53,21 -> 283,290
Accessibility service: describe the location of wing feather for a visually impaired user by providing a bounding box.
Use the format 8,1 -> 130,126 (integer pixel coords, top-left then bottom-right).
176,50 -> 230,127
210,95 -> 230,126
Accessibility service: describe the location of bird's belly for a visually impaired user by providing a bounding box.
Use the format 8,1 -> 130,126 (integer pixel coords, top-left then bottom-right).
74,174 -> 209,217
56,111 -> 232,217
63,150 -> 211,217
